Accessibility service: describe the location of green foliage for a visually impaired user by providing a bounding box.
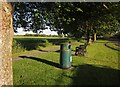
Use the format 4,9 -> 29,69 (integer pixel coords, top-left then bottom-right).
36,39 -> 52,50
13,2 -> 119,39
12,37 -> 70,53
24,34 -> 35,36
23,34 -> 59,37
36,46 -> 44,51
13,2 -> 48,33
12,40 -> 26,54
42,2 -> 119,38
97,14 -> 120,36
112,31 -> 120,39
13,38 -> 52,51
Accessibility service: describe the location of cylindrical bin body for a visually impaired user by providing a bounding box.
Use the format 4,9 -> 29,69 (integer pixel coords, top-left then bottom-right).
60,44 -> 72,69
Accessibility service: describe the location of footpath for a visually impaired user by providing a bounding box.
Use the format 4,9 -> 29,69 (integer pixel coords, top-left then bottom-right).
12,46 -> 59,61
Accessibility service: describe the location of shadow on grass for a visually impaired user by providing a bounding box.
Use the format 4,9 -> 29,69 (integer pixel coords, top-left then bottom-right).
17,56 -> 120,86
55,50 -> 60,53
94,42 -> 107,43
14,38 -> 70,51
19,56 -> 61,69
14,38 -> 48,50
64,64 -> 120,86
47,38 -> 69,45
105,43 -> 120,51
39,50 -> 49,52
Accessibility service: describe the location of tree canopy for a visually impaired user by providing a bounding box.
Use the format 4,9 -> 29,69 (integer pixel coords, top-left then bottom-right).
13,2 -> 120,38
13,2 -> 47,33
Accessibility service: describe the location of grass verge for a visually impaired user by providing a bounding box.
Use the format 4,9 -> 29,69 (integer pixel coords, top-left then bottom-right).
13,40 -> 119,85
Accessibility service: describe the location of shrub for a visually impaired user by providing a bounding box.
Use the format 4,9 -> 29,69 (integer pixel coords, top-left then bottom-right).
36,39 -> 52,50
36,46 -> 44,50
24,34 -> 34,36
12,40 -> 26,54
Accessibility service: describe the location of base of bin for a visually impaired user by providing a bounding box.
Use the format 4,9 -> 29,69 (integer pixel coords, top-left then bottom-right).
62,66 -> 75,71
60,65 -> 72,69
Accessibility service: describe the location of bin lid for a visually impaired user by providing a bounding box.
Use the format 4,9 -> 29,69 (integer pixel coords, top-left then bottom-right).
60,43 -> 71,50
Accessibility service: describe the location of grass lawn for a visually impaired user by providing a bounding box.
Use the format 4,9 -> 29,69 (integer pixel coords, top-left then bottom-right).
13,40 -> 120,85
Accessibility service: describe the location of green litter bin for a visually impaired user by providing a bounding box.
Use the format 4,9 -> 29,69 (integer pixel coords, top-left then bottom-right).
60,43 -> 72,69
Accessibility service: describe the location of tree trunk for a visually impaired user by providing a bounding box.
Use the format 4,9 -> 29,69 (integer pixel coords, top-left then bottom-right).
93,29 -> 97,42
87,29 -> 91,45
93,33 -> 96,42
0,1 -> 13,86
88,36 -> 92,45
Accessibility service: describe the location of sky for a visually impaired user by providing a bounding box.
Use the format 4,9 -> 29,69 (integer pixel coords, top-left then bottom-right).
14,28 -> 58,35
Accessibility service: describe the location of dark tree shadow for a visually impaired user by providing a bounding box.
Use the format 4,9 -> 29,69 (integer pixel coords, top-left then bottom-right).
109,38 -> 120,42
55,50 -> 60,53
95,41 -> 108,43
38,50 -> 49,52
47,38 -> 69,45
105,43 -> 120,51
19,56 -> 61,69
63,64 -> 120,86
14,38 -> 70,51
14,38 -> 47,50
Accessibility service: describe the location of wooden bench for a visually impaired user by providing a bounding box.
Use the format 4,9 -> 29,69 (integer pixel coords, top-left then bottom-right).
75,42 -> 88,56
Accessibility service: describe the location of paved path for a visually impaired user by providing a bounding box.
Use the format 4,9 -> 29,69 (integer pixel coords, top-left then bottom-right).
13,46 -> 60,61
108,39 -> 120,46
112,41 -> 120,46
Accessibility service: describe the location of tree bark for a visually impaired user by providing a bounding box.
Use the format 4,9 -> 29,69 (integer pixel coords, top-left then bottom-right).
88,36 -> 92,45
93,29 -> 97,42
87,29 -> 91,45
93,33 -> 96,42
0,1 -> 13,86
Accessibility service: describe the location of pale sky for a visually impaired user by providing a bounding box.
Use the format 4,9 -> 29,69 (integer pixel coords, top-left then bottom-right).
14,28 -> 58,35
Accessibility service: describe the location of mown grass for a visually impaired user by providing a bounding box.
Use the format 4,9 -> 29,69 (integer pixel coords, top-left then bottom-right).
12,37 -> 82,59
13,39 -> 119,86
86,40 -> 119,69
12,37 -> 82,54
